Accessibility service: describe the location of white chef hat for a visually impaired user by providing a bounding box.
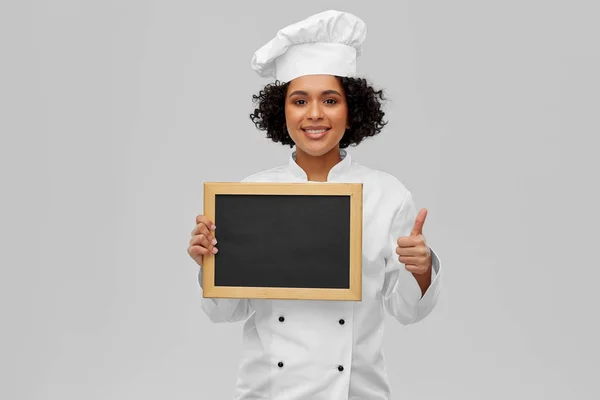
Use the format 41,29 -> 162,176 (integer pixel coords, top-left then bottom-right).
251,10 -> 367,82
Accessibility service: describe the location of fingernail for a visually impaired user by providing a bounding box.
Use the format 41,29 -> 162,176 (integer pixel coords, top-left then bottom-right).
212,238 -> 217,245
211,224 -> 216,230
212,247 -> 218,254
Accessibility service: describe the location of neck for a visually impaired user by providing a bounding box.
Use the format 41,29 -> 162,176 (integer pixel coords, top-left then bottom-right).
295,146 -> 342,182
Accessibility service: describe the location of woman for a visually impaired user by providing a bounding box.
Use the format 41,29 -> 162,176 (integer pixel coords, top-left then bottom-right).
188,10 -> 442,400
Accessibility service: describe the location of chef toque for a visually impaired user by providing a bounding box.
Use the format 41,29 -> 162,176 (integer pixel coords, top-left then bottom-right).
251,10 -> 367,82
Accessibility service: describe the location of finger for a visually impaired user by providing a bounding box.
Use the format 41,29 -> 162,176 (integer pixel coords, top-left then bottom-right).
396,245 -> 428,257
188,244 -> 211,257
192,222 -> 216,244
189,233 -> 210,248
398,253 -> 427,263
189,234 -> 218,254
398,255 -> 423,265
187,244 -> 211,265
410,208 -> 427,237
404,263 -> 428,275
196,215 -> 216,231
397,235 -> 426,248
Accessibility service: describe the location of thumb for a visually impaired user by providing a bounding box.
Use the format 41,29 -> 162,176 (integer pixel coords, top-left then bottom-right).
410,208 -> 428,237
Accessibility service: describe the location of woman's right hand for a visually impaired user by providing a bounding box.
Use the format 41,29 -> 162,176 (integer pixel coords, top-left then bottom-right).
188,215 -> 218,267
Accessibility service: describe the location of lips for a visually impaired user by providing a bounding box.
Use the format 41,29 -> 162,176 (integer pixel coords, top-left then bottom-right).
302,126 -> 330,132
301,126 -> 330,140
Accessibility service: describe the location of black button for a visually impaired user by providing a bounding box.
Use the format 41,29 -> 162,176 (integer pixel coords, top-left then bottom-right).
338,365 -> 344,371
339,319 -> 345,325
278,362 -> 284,368
279,316 -> 284,322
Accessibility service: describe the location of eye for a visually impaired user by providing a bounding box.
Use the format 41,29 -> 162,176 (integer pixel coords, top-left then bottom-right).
294,99 -> 306,105
324,99 -> 337,104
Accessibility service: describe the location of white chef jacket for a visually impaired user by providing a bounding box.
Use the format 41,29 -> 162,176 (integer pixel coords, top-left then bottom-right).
198,148 -> 441,400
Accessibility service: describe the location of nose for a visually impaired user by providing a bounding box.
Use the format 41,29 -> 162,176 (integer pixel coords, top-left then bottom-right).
307,101 -> 323,120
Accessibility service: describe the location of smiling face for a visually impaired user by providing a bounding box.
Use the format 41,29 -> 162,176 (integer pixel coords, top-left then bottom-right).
284,74 -> 349,158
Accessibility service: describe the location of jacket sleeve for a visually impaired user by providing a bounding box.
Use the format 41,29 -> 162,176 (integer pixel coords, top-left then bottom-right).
196,174 -> 261,323
382,191 -> 442,325
197,267 -> 252,323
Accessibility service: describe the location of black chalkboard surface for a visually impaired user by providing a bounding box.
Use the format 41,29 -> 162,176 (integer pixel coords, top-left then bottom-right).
202,182 -> 363,301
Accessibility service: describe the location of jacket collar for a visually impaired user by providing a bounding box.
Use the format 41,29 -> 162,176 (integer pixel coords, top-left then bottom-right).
288,148 -> 352,181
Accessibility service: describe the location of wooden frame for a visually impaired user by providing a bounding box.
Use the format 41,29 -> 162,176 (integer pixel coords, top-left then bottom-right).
202,182 -> 363,301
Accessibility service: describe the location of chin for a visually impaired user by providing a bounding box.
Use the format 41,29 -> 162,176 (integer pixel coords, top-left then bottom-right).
291,131 -> 344,157
296,141 -> 339,157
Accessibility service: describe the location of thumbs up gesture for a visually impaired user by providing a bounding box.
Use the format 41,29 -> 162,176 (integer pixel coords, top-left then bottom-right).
396,208 -> 432,276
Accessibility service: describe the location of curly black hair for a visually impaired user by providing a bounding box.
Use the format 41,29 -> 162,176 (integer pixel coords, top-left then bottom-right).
249,76 -> 387,148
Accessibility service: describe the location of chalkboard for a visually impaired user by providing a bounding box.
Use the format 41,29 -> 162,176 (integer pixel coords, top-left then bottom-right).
202,182 -> 363,301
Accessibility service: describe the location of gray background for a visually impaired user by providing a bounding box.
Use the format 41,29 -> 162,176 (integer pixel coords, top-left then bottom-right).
2,0 -> 598,399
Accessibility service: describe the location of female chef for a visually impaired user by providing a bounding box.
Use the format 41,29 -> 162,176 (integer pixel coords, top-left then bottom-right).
187,10 -> 442,400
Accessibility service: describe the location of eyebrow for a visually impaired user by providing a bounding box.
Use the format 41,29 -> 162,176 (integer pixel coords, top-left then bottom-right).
288,90 -> 342,98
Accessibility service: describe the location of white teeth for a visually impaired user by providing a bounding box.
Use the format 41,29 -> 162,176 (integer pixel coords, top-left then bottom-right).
305,129 -> 328,134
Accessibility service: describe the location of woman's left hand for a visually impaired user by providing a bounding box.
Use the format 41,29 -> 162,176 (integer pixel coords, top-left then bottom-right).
396,208 -> 432,275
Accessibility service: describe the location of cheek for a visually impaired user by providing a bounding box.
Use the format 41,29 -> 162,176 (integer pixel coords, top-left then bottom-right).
285,106 -> 302,122
330,107 -> 349,128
